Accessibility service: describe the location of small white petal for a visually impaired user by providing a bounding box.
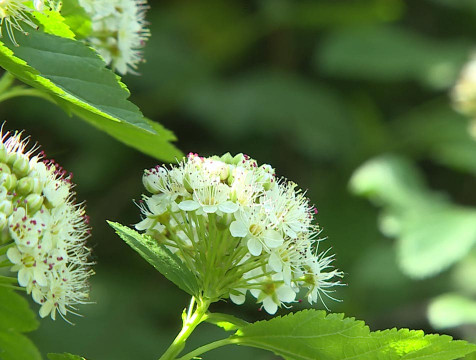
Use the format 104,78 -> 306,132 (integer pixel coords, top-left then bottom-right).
18,268 -> 31,287
230,220 -> 248,237
135,217 -> 153,231
263,230 -> 283,249
203,205 -> 218,213
247,238 -> 262,256
230,293 -> 246,305
39,301 -> 53,318
276,285 -> 296,303
32,288 -> 43,304
250,289 -> 261,298
6,247 -> 21,264
33,268 -> 47,287
262,297 -> 278,314
269,251 -> 282,272
178,200 -> 200,211
218,201 -> 239,214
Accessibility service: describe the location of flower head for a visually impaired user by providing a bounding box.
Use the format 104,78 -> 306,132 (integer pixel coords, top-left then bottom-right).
78,0 -> 150,75
0,0 -> 48,45
136,153 -> 342,314
0,127 -> 93,322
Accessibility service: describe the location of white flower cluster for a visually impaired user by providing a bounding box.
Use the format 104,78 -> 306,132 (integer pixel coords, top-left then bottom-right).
136,153 -> 342,314
0,129 -> 93,321
0,0 -> 47,45
78,0 -> 150,75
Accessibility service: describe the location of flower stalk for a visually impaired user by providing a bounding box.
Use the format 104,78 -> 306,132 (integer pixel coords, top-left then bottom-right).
158,297 -> 211,360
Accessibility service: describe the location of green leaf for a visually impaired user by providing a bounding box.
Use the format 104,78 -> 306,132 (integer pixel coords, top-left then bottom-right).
33,10 -> 76,39
205,312 -> 249,331
74,112 -> 183,162
0,331 -> 41,360
108,221 -> 199,296
428,293 -> 476,330
232,310 -> 476,360
0,27 -> 183,160
350,155 -> 476,278
0,288 -> 38,333
317,26 -> 470,89
48,353 -> 86,360
60,0 -> 92,39
0,27 -> 151,131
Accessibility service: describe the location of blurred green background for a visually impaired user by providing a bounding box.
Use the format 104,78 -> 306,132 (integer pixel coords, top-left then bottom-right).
3,0 -> 476,358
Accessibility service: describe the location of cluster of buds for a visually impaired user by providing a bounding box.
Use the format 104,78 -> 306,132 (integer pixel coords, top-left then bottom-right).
136,153 -> 342,314
0,129 -> 93,321
78,0 -> 150,75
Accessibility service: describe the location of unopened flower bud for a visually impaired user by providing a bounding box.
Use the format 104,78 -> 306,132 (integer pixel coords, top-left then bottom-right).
16,177 -> 34,195
0,200 -> 13,217
0,146 -> 7,163
25,193 -> 43,214
2,173 -> 17,191
13,155 -> 30,177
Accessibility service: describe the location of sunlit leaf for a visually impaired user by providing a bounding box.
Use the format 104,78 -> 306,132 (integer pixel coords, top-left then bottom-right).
0,288 -> 39,333
205,312 -> 249,331
351,155 -> 476,278
0,331 -> 41,360
48,353 -> 86,360
428,293 -> 476,330
232,309 -> 476,360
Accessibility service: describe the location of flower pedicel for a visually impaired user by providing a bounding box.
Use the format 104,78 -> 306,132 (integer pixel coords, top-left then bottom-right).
0,127 -> 93,321
136,153 -> 342,314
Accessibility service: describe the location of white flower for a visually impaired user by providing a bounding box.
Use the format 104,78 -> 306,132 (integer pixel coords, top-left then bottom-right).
230,208 -> 283,256
80,0 -> 150,75
453,55 -> 476,117
134,152 -> 341,313
0,128 -> 93,322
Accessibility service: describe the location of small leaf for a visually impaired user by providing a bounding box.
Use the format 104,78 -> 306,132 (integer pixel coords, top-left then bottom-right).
48,353 -> 86,360
428,293 -> 476,330
108,221 -> 199,296
205,312 -> 249,331
60,0 -> 92,39
232,309 -> 476,360
33,10 -> 76,39
0,288 -> 39,333
0,331 -> 41,360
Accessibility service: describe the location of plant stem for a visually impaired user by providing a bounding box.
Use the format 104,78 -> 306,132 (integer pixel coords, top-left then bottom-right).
158,297 -> 211,360
176,338 -> 236,360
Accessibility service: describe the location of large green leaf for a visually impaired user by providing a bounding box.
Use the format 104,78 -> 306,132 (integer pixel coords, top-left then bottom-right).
232,310 -> 476,360
0,27 -> 182,160
0,288 -> 38,333
108,222 -> 199,296
0,331 -> 41,360
317,26 -> 470,89
0,28 -> 151,132
350,155 -> 476,278
48,353 -> 85,360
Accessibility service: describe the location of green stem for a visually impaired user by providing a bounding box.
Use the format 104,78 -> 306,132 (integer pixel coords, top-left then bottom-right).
0,72 -> 15,94
176,338 -> 236,360
0,86 -> 51,103
158,297 -> 211,360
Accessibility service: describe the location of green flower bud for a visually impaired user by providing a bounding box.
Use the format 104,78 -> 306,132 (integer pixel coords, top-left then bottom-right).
13,155 -> 30,177
2,173 -> 17,191
0,200 -> 13,217
0,146 -> 7,163
16,177 -> 34,195
0,227 -> 11,245
0,212 -> 6,230
0,162 -> 11,175
25,193 -> 43,215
